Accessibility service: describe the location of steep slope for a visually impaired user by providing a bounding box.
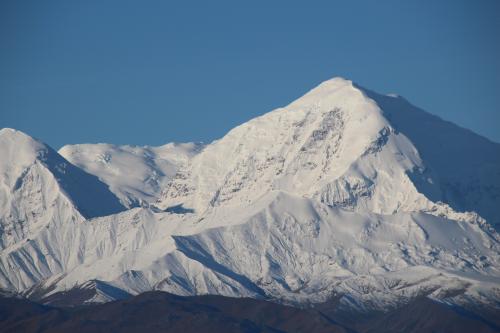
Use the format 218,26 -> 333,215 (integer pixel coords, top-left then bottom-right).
59,142 -> 203,207
0,128 -> 126,285
362,88 -> 500,229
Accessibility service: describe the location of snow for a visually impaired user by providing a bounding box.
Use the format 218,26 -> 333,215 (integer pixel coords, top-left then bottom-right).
59,142 -> 203,207
1,77 -> 499,312
0,128 -> 124,251
363,88 -> 500,228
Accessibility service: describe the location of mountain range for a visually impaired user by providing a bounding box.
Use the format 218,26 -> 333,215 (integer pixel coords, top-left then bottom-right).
1,77 -> 499,330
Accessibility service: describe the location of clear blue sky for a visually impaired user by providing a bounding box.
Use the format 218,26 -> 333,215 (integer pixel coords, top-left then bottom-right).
1,0 -> 499,148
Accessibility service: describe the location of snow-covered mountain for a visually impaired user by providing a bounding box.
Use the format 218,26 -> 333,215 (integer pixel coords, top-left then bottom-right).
58,142 -> 203,207
158,78 -> 500,229
1,77 -> 499,316
0,128 -> 125,251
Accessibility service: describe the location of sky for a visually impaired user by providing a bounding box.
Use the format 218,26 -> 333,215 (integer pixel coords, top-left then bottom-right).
1,0 -> 499,148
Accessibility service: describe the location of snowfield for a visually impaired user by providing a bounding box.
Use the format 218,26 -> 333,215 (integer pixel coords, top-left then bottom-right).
59,142 -> 203,207
1,77 -> 499,313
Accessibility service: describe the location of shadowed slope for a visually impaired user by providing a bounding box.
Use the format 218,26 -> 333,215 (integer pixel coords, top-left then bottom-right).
361,89 -> 500,228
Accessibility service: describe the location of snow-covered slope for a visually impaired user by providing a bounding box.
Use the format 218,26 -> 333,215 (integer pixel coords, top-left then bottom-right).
0,128 -> 125,251
58,142 -> 203,207
1,77 -> 499,313
362,88 -> 500,229
4,192 -> 499,311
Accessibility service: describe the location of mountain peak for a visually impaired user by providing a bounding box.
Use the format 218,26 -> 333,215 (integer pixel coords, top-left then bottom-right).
286,77 -> 377,116
0,128 -> 126,246
158,77 -> 500,231
316,76 -> 353,87
0,128 -> 39,143
0,127 -> 17,135
157,78 -> 397,212
0,128 -> 50,173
